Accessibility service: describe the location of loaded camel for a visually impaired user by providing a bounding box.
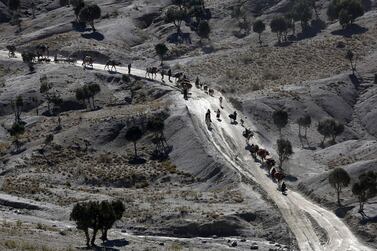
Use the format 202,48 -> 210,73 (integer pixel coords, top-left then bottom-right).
6,45 -> 16,58
146,67 -> 159,79
35,45 -> 50,62
104,60 -> 121,72
82,56 -> 94,69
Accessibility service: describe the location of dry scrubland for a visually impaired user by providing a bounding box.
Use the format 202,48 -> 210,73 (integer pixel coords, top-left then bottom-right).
0,0 -> 376,250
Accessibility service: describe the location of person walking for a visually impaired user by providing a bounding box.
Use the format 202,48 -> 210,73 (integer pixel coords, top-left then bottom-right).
128,63 -> 131,75
216,109 -> 221,120
168,69 -> 172,82
219,96 -> 223,108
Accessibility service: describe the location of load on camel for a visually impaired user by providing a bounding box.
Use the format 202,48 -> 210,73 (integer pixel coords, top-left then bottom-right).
104,60 -> 121,72
35,44 -> 50,62
242,128 -> 254,144
54,53 -> 77,64
6,45 -> 16,58
82,56 -> 94,69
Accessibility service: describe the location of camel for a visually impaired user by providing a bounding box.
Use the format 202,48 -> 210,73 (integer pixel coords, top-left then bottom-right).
266,158 -> 276,169
173,72 -> 184,80
257,149 -> 270,161
35,44 -> 49,59
6,45 -> 16,58
249,144 -> 259,159
208,88 -> 214,96
203,85 -> 208,92
242,128 -> 254,144
145,67 -> 159,79
104,60 -> 121,72
82,56 -> 94,69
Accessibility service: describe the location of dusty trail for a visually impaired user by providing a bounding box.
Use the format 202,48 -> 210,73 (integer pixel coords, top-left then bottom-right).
0,51 -> 372,251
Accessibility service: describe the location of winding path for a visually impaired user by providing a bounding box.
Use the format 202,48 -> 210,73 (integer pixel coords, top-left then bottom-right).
0,50 -> 372,251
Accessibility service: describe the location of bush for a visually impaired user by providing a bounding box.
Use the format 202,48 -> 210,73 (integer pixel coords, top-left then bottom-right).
327,0 -> 364,28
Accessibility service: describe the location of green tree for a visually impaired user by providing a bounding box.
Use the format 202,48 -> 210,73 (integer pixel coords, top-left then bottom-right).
352,171 -> 377,214
87,83 -> 101,109
155,43 -> 169,65
292,0 -> 313,31
21,51 -> 35,72
277,139 -> 293,169
317,119 -> 344,146
165,5 -> 187,35
329,167 -> 351,206
253,20 -> 266,45
270,16 -> 288,43
99,200 -> 125,241
125,126 -> 143,159
79,4 -> 101,32
197,20 -> 210,41
297,114 -> 311,138
327,0 -> 364,27
272,109 -> 288,138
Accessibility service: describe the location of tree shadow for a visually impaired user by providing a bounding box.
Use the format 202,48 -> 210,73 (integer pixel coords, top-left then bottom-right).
101,238 -> 129,248
331,24 -> 368,38
167,32 -> 192,44
349,73 -> 363,89
71,21 -> 91,32
294,19 -> 326,41
285,175 -> 298,182
360,214 -> 377,225
335,205 -> 355,218
81,32 -> 105,41
128,157 -> 146,165
275,41 -> 292,47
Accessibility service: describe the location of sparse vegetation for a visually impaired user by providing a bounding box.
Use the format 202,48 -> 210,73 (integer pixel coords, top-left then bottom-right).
253,20 -> 266,45
125,126 -> 143,159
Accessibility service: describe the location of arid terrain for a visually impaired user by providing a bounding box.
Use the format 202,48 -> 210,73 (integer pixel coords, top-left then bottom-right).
0,0 -> 376,250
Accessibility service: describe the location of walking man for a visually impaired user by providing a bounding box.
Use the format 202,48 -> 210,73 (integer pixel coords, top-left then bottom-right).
128,63 -> 131,75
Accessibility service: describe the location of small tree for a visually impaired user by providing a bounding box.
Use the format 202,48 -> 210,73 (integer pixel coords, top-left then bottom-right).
292,0 -> 313,31
253,20 -> 265,45
277,139 -> 293,169
197,20 -> 210,41
79,4 -> 101,32
329,167 -> 350,206
9,122 -> 25,153
345,49 -> 356,74
21,51 -> 35,73
70,201 -> 99,247
99,200 -> 125,241
8,0 -> 20,17
88,83 -> 101,109
317,119 -> 344,146
165,5 -> 187,35
40,75 -> 53,114
147,117 -> 168,157
12,95 -> 23,123
125,126 -> 143,159
352,171 -> 377,215
270,16 -> 288,43
297,114 -> 311,138
155,43 -> 169,65
327,0 -> 364,27
272,109 -> 288,138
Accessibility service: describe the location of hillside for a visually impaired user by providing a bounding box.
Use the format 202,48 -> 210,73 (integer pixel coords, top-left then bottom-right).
0,0 -> 376,250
